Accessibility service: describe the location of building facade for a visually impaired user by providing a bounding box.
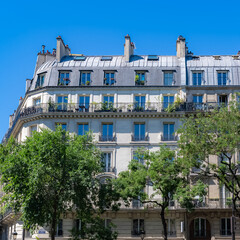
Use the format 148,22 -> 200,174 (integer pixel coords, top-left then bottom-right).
1,35 -> 240,240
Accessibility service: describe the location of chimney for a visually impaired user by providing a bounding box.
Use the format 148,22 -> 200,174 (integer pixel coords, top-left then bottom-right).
19,96 -> 23,105
25,79 -> 32,92
176,35 -> 186,58
9,114 -> 13,128
53,48 -> 56,55
124,34 -> 134,62
56,36 -> 71,62
42,45 -> 45,54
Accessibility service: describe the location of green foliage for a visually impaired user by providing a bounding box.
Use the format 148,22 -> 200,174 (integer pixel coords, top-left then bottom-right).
177,100 -> 240,209
115,146 -> 206,240
0,127 -> 118,240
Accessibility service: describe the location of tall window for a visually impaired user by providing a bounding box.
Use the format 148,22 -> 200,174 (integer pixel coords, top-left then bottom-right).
193,95 -> 203,110
220,218 -> 231,236
133,152 -> 144,165
194,218 -> 206,237
220,184 -> 231,208
102,123 -> 113,141
35,73 -> 45,88
163,96 -> 174,109
80,71 -> 91,86
56,123 -> 67,131
79,96 -> 90,112
134,123 -> 145,141
58,71 -> 70,86
78,123 -> 89,136
103,96 -> 114,108
218,95 -> 228,107
164,72 -> 174,86
102,153 -> 112,172
134,96 -> 145,111
34,98 -> 41,106
132,219 -> 144,236
135,72 -> 145,86
163,123 -> 175,141
57,96 -> 68,111
56,219 -> 63,236
218,71 -> 227,85
104,72 -> 115,86
167,219 -> 176,236
30,125 -> 37,137
192,72 -> 202,86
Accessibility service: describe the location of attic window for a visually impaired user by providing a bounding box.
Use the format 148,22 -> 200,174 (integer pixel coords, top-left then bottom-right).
148,55 -> 159,61
192,56 -> 200,60
101,56 -> 112,61
74,56 -> 86,61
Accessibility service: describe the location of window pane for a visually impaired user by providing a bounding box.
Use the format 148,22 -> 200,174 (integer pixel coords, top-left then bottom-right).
103,124 -> 108,136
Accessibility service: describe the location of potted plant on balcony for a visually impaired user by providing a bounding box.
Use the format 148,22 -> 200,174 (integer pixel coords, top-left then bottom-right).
48,98 -> 55,112
140,80 -> 145,85
127,104 -> 133,112
86,81 -> 90,86
135,75 -> 140,85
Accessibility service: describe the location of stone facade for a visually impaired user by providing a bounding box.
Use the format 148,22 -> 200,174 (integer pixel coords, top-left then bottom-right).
1,35 -> 240,240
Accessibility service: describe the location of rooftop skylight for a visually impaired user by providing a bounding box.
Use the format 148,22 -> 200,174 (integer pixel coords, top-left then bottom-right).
74,56 -> 86,61
101,56 -> 112,61
148,55 -> 159,61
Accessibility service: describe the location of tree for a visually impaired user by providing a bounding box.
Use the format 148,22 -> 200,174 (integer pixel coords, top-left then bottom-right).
115,146 -> 206,240
178,102 -> 240,240
0,127 -> 118,240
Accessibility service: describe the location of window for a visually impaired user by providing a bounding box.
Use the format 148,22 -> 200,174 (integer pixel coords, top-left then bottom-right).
34,98 -> 41,106
218,71 -> 227,85
73,219 -> 85,238
104,72 -> 115,86
104,219 -> 112,229
193,95 -> 203,110
30,125 -> 37,137
78,123 -> 89,136
221,218 -> 231,236
57,96 -> 68,111
163,123 -> 175,141
35,73 -> 45,88
218,95 -> 228,107
135,72 -> 146,86
194,218 -> 206,237
79,96 -> 90,112
74,56 -> 86,61
101,123 -> 114,141
134,95 -> 145,111
133,152 -> 144,165
58,71 -> 70,86
80,72 -> 91,86
163,96 -> 174,109
74,219 -> 81,231
132,219 -> 144,236
167,219 -> 176,236
56,123 -> 67,131
102,153 -> 112,172
192,72 -> 202,86
56,219 -> 63,236
103,95 -> 114,108
148,55 -> 159,61
101,56 -> 112,61
164,71 -> 174,86
134,123 -> 146,141
220,184 -> 231,208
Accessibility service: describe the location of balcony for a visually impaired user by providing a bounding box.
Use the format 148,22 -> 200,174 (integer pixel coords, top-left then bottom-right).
161,134 -> 178,141
102,167 -> 115,173
132,199 -> 143,208
99,135 -> 116,142
132,135 -> 149,142
2,102 -> 230,143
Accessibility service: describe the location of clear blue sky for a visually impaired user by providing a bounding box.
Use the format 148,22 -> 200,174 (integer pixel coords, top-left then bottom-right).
1,0 -> 240,140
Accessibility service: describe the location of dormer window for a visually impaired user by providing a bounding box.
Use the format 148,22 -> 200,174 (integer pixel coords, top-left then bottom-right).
35,73 -> 45,88
217,71 -> 228,86
80,71 -> 91,86
58,71 -> 70,86
164,71 -> 174,86
104,71 -> 115,86
135,71 -> 146,86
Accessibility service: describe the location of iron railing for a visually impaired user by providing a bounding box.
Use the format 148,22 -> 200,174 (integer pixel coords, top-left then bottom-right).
99,135 -> 116,142
2,102 -> 230,142
131,135 -> 149,141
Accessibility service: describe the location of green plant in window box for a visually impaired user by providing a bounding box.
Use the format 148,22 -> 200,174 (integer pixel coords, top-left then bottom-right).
166,104 -> 175,113
135,75 -> 140,85
140,80 -> 145,85
127,104 -> 133,112
86,81 -> 90,86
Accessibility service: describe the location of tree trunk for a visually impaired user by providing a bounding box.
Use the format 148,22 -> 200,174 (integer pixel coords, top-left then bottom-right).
50,197 -> 58,240
160,207 -> 168,240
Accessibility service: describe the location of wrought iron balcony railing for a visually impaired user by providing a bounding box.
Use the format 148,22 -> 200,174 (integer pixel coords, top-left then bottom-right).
161,134 -> 178,141
99,135 -> 116,142
102,167 -> 115,173
2,102 -> 231,142
131,135 -> 149,141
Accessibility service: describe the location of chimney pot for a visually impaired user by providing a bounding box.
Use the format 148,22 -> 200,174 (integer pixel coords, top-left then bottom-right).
42,45 -> 45,54
124,34 -> 134,62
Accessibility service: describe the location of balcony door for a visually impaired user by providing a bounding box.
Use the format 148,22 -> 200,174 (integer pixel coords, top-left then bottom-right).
189,218 -> 211,240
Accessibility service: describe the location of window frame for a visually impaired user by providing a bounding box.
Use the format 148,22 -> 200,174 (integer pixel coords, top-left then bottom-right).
163,95 -> 174,109
101,123 -> 114,141
58,71 -> 71,86
192,71 -> 203,86
101,152 -> 113,172
163,123 -> 175,141
80,71 -> 91,86
217,71 -> 228,86
78,123 -> 89,136
135,71 -> 146,86
133,122 -> 146,141
194,218 -> 206,237
104,71 -> 116,86
79,95 -> 90,112
35,73 -> 45,88
163,71 -> 174,86
132,219 -> 145,236
220,218 -> 231,236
